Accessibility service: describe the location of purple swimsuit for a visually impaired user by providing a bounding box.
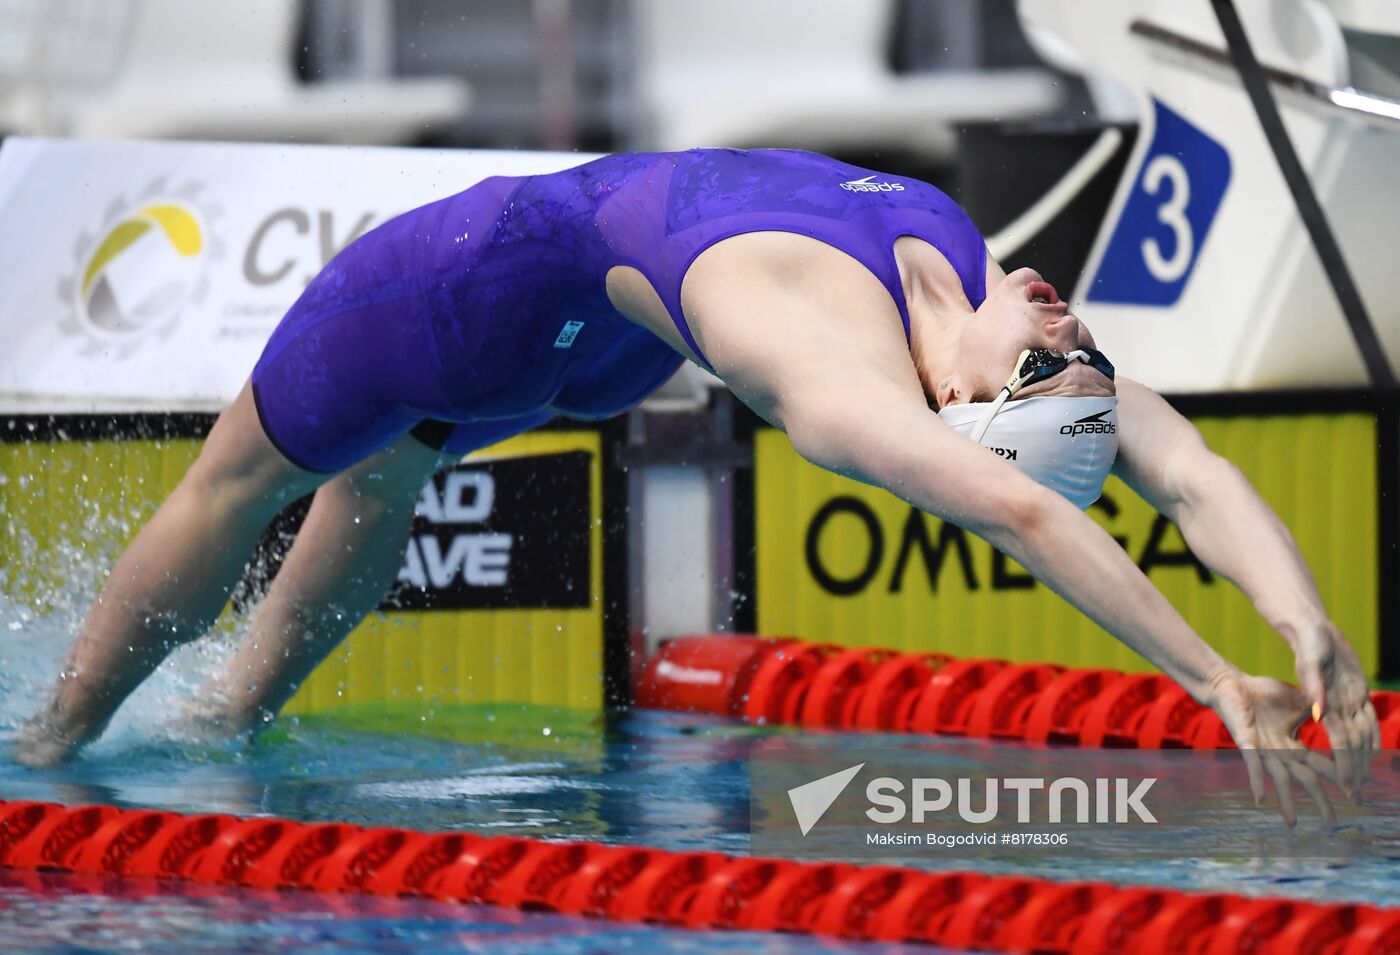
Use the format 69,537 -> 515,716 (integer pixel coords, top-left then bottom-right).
251,148 -> 987,472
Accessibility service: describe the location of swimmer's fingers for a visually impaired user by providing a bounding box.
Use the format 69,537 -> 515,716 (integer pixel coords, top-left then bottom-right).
1324,710 -> 1360,800
1212,672 -> 1337,825
1365,699 -> 1382,753
1281,750 -> 1336,825
1298,748 -> 1344,789
1358,697 -> 1380,790
1301,624 -> 1375,795
1262,753 -> 1297,827
1346,706 -> 1367,797
1238,748 -> 1266,808
1252,745 -> 1338,825
1323,698 -> 1378,799
1349,696 -> 1379,797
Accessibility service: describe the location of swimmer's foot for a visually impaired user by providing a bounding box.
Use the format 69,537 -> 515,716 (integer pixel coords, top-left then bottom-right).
15,716 -> 82,768
178,692 -> 261,743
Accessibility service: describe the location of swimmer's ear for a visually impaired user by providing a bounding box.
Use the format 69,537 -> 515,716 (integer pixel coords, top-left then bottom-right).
929,379 -> 950,410
933,378 -> 969,410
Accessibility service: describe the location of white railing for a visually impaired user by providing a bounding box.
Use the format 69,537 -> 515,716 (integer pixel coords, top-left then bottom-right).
0,0 -> 135,135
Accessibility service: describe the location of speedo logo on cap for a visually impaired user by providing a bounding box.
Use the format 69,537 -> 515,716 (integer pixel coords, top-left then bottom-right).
1060,409 -> 1116,437
840,175 -> 904,193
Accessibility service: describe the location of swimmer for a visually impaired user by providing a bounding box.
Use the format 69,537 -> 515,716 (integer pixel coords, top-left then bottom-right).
16,148 -> 1378,823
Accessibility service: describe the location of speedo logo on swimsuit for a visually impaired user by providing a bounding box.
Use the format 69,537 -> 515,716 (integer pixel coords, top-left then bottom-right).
840,175 -> 905,193
554,320 -> 585,348
1060,409 -> 1116,437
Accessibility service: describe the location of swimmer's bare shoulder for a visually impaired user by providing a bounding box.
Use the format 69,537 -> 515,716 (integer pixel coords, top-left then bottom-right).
682,233 -> 924,417
604,229 -> 919,403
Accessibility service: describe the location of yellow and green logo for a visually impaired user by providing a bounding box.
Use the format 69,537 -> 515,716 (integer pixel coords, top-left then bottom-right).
61,184 -> 218,347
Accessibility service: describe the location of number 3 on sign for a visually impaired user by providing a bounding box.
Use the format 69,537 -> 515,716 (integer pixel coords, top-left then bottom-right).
1086,100 -> 1230,307
1139,155 -> 1193,283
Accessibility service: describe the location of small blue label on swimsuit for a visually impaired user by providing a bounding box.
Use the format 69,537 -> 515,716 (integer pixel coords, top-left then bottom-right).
554,320 -> 585,348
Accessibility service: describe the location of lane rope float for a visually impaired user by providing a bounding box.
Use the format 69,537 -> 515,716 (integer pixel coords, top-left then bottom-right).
637,635 -> 1400,751
1,798 -> 1397,953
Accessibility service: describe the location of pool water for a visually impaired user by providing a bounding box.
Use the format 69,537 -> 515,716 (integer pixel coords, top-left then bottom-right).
0,595 -> 1396,953
1,869 -> 962,955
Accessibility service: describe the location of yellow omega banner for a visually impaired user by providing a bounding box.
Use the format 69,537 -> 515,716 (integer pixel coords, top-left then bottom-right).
0,426 -> 605,732
754,412 -> 1379,682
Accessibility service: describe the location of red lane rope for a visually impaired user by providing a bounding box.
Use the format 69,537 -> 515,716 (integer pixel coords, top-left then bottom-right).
637,635 -> 1400,750
1,798 -> 1397,952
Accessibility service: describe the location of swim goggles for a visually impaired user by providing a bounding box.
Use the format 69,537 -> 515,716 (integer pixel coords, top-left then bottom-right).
970,348 -> 1115,443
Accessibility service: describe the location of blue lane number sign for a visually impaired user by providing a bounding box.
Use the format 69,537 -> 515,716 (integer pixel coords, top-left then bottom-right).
1087,100 -> 1231,307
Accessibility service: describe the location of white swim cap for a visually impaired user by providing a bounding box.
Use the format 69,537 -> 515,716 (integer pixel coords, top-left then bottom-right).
938,395 -> 1118,509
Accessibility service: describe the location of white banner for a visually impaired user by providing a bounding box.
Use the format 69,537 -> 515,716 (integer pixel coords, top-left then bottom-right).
0,138 -> 598,412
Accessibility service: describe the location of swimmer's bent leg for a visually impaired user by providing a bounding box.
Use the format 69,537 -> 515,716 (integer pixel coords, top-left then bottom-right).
194,412 -> 554,735
16,382 -> 325,766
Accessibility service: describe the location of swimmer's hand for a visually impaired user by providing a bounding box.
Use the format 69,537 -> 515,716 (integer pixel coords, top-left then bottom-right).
1286,621 -> 1378,801
1207,669 -> 1343,827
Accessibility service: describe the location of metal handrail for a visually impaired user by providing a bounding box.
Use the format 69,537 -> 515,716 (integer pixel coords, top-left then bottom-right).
1130,18 -> 1400,132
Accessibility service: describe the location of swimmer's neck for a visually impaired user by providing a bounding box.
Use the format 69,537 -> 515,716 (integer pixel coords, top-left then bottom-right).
894,236 -> 976,401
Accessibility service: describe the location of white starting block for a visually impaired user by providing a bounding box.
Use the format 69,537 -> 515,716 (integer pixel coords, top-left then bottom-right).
1019,0 -> 1400,392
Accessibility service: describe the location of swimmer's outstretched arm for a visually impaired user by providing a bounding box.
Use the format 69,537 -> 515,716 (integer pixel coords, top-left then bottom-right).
776,379 -> 1338,824
1110,378 -> 1379,796
779,381 -> 1234,702
682,237 -> 1337,822
701,277 -> 1336,823
709,292 -> 1233,714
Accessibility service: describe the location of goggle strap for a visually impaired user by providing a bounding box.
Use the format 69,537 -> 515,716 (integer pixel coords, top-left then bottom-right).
1004,349 -> 1035,392
980,347 -> 1097,445
974,349 -> 1113,446
971,387 -> 1012,445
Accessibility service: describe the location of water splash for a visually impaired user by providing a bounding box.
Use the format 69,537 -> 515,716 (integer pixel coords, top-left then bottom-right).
0,589 -> 244,754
